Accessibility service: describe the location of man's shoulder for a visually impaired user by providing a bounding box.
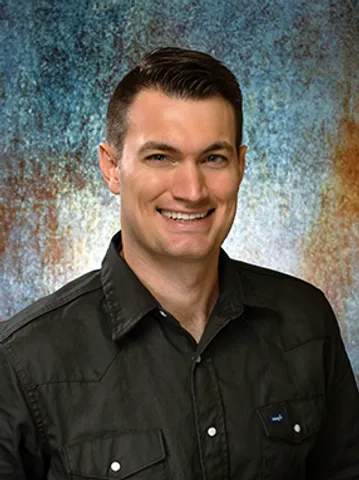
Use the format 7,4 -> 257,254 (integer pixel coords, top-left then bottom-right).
0,269 -> 117,385
0,269 -> 103,342
235,259 -> 321,291
231,259 -> 335,344
234,258 -> 326,300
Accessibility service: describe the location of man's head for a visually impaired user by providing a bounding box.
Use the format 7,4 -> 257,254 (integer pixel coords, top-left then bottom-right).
99,47 -> 246,264
105,47 -> 243,156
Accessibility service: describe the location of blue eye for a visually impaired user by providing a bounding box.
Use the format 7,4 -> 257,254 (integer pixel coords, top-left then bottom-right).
149,154 -> 167,161
207,154 -> 224,163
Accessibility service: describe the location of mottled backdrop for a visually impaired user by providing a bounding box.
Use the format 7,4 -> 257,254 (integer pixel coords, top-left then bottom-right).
1,0 -> 358,379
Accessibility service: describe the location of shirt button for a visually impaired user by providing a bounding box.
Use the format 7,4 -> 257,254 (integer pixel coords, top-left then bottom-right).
207,426 -> 217,437
159,310 -> 167,317
293,424 -> 301,433
110,461 -> 121,472
192,355 -> 201,363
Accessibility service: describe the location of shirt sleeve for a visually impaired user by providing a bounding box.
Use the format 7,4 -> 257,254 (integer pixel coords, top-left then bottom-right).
0,343 -> 45,479
308,296 -> 359,480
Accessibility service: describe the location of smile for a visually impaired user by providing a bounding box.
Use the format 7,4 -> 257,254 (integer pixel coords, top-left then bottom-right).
158,209 -> 214,221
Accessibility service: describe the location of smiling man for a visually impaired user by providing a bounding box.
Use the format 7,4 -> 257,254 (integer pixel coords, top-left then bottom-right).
1,47 -> 359,479
99,86 -> 245,341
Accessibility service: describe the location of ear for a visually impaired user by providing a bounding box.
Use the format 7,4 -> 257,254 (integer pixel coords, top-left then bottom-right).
237,145 -> 247,185
98,142 -> 121,195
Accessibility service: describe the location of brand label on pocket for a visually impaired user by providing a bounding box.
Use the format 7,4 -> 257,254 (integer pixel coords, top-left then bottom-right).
270,413 -> 284,423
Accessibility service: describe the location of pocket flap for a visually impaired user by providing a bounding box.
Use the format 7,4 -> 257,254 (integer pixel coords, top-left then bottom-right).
62,429 -> 166,479
257,395 -> 325,443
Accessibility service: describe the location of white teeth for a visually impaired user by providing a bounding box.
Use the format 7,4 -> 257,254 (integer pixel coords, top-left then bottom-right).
160,210 -> 208,220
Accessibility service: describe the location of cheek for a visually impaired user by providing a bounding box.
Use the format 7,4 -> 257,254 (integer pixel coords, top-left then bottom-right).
121,170 -> 168,202
210,176 -> 240,203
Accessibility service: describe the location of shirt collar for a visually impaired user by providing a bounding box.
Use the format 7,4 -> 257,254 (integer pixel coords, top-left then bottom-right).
101,231 -> 158,341
101,231 -> 275,343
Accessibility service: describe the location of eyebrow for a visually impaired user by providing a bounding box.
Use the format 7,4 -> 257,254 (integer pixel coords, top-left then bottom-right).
138,141 -> 235,156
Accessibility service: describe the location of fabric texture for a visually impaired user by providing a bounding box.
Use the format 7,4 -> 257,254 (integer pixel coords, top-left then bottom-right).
1,231 -> 358,479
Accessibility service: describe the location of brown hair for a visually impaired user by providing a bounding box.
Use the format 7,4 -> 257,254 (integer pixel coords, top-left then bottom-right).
106,47 -> 243,155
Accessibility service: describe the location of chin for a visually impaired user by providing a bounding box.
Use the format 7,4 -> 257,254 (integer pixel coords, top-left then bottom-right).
161,243 -> 214,260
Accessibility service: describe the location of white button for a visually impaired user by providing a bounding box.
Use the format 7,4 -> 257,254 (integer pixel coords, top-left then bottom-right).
159,310 -> 167,317
194,355 -> 201,363
293,424 -> 301,433
207,426 -> 217,437
110,461 -> 121,472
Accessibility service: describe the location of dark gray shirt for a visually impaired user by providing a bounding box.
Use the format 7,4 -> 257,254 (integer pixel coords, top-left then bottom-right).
1,231 -> 359,479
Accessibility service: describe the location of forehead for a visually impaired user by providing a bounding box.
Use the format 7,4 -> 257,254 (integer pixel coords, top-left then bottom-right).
125,89 -> 237,149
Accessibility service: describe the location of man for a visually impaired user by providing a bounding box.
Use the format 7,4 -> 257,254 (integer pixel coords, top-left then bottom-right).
1,47 -> 358,479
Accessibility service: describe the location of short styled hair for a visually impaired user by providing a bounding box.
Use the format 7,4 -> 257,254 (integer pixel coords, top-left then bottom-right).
106,47 -> 243,155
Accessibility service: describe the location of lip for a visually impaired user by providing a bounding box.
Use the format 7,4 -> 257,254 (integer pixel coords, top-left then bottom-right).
156,208 -> 215,230
157,208 -> 215,215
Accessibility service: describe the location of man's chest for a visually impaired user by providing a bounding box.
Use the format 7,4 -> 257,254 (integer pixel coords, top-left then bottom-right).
32,319 -> 327,480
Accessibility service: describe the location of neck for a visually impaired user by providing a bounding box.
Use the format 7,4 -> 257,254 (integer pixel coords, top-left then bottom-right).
121,239 -> 220,341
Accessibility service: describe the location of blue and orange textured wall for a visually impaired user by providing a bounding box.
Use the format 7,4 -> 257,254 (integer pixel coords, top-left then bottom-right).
1,0 -> 358,379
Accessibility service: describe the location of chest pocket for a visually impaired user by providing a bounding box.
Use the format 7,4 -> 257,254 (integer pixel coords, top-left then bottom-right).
61,429 -> 169,480
256,395 -> 325,480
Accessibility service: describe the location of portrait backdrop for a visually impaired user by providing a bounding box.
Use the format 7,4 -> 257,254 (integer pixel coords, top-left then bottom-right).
1,0 -> 358,380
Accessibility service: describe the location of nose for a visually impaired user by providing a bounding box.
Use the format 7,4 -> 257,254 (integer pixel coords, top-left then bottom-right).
171,161 -> 208,202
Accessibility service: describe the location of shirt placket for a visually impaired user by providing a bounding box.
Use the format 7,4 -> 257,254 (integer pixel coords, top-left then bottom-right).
191,353 -> 229,480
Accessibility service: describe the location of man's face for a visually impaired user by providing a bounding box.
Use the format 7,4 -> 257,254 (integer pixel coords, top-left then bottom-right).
103,88 -> 245,262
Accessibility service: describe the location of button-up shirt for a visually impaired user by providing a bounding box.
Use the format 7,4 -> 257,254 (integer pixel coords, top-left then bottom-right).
1,231 -> 359,479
